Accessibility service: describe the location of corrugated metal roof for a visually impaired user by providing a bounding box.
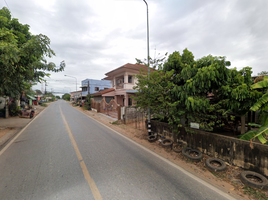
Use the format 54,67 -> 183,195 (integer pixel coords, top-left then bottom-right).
27,95 -> 36,100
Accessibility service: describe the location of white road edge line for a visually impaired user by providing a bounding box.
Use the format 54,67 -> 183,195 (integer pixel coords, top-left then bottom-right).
76,108 -> 238,200
0,106 -> 47,157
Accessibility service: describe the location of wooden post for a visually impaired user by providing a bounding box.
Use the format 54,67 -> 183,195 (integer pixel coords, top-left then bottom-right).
5,97 -> 9,118
117,106 -> 121,120
97,102 -> 100,112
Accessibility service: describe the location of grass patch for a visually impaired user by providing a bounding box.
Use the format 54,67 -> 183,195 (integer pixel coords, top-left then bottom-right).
243,186 -> 268,200
210,171 -> 226,180
110,120 -> 120,125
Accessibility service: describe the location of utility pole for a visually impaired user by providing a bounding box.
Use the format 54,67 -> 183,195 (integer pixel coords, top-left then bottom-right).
45,82 -> 48,94
88,80 -> 89,95
143,0 -> 151,135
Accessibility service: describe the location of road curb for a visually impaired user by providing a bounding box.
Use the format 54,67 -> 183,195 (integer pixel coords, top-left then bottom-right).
0,128 -> 20,148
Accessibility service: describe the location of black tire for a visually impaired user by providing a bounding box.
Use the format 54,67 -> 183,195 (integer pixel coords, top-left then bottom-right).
240,171 -> 268,190
184,148 -> 202,161
182,147 -> 192,157
30,111 -> 34,119
205,158 -> 227,172
147,135 -> 157,142
172,142 -> 185,153
161,139 -> 173,148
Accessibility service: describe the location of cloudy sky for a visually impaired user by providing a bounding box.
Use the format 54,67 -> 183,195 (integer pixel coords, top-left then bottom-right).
1,0 -> 268,95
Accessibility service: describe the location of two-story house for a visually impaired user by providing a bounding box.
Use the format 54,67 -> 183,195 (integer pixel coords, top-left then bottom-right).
102,63 -> 155,107
80,79 -> 111,98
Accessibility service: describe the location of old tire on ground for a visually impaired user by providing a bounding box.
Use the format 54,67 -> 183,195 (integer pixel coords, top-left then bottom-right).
184,148 -> 202,161
172,142 -> 185,153
205,158 -> 227,172
182,147 -> 192,157
161,139 -> 173,148
240,171 -> 268,190
147,135 -> 157,142
30,111 -> 34,119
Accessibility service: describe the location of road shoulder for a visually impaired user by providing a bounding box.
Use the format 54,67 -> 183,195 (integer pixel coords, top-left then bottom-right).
74,106 -> 250,200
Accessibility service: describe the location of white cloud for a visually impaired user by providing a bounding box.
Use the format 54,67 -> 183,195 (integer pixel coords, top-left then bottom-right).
1,0 -> 268,94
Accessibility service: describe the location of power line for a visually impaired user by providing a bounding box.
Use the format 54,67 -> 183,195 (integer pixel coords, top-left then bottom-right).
4,0 -> 12,15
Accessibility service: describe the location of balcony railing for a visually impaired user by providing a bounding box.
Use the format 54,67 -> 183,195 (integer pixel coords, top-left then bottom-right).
116,83 -> 124,89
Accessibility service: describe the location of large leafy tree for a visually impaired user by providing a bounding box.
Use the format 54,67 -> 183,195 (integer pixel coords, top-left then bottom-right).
0,7 -> 65,97
134,48 -> 261,132
62,93 -> 71,101
165,50 -> 260,131
133,69 -> 175,120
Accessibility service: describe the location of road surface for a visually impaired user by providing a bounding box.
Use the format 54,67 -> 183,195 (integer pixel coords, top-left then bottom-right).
0,100 -> 237,200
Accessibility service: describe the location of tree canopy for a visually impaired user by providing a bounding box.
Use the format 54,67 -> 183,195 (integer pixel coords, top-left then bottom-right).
0,7 -> 65,97
134,49 -> 262,132
62,93 -> 70,101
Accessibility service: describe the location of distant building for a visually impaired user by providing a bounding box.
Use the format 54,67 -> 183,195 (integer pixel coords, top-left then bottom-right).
71,91 -> 82,101
80,79 -> 111,98
103,63 -> 155,106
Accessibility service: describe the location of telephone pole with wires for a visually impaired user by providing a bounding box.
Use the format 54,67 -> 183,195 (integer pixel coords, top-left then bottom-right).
143,0 -> 151,136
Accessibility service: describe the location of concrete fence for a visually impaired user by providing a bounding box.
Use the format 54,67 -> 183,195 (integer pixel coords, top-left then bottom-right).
147,119 -> 268,176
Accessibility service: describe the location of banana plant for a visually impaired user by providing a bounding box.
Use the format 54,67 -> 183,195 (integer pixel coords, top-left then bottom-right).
239,76 -> 268,144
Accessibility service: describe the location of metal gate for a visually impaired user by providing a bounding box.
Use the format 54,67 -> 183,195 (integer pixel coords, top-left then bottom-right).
99,99 -> 120,119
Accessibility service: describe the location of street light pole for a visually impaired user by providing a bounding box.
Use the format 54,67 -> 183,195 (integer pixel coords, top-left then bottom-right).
64,75 -> 77,102
143,0 -> 151,135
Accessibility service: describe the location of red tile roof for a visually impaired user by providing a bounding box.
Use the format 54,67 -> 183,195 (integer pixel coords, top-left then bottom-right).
92,88 -> 115,96
104,63 -> 155,76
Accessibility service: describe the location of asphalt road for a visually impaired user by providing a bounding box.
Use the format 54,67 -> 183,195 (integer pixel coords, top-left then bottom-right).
0,100 -> 237,200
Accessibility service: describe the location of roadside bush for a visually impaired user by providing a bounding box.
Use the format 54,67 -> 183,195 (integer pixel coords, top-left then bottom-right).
84,94 -> 92,110
9,102 -> 20,116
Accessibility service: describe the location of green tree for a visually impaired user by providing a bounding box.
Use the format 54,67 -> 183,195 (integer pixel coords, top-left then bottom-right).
134,48 -> 260,132
165,50 -> 259,131
62,93 -> 71,101
0,7 -> 65,98
133,69 -> 175,121
84,94 -> 92,110
135,52 -> 167,70
257,71 -> 268,76
56,96 -> 61,99
35,89 -> 43,95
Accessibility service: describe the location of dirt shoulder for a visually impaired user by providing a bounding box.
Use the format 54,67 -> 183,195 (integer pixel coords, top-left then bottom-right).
0,104 -> 49,149
74,105 -> 268,200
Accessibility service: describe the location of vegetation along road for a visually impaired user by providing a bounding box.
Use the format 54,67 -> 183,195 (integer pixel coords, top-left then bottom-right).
0,100 -> 237,200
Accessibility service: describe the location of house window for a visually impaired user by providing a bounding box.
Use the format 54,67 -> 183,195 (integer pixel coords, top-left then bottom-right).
128,98 -> 132,106
95,87 -> 99,91
104,87 -> 108,90
128,75 -> 132,83
82,87 -> 87,91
